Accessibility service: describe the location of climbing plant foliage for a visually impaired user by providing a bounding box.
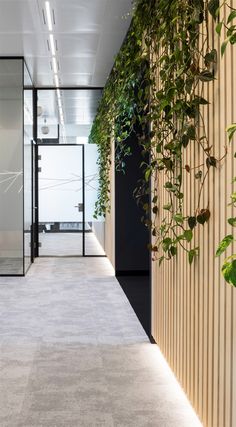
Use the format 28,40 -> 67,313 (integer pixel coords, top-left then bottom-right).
89,0 -> 235,272
215,0 -> 236,287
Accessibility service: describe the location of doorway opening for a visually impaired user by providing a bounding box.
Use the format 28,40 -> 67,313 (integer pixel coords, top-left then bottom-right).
34,88 -> 105,259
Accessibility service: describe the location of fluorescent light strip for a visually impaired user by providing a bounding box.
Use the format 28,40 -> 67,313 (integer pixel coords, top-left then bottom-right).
56,89 -> 61,99
49,34 -> 56,56
58,99 -> 62,110
54,74 -> 59,87
52,56 -> 58,74
45,1 -> 53,31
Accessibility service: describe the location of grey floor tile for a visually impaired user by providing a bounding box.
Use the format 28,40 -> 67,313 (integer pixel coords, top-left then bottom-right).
0,257 -> 202,427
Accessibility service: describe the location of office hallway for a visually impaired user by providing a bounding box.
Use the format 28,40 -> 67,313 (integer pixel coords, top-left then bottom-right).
0,258 -> 201,427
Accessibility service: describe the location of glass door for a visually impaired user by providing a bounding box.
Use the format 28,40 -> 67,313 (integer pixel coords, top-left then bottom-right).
38,145 -> 83,256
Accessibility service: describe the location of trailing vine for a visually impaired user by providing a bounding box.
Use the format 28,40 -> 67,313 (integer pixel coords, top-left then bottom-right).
215,0 -> 236,287
89,0 -> 230,265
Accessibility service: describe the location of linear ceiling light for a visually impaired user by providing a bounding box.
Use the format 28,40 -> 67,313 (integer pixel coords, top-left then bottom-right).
58,98 -> 62,110
45,1 -> 53,31
52,56 -> 58,74
54,74 -> 59,87
49,34 -> 56,56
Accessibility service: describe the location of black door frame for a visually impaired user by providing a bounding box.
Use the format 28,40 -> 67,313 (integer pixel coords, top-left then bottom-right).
36,143 -> 86,256
32,87 -> 106,258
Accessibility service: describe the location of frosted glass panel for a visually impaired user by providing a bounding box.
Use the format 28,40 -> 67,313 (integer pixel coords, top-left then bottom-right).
0,59 -> 23,275
24,66 -> 33,271
84,144 -> 105,255
38,145 -> 83,256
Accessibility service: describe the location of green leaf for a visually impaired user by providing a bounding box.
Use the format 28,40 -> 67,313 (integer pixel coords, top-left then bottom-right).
188,248 -> 198,265
197,209 -> 211,225
173,213 -> 184,224
226,123 -> 236,141
221,38 -> 229,56
181,134 -> 190,148
230,192 -> 236,204
152,205 -> 158,214
162,237 -> 172,252
204,49 -> 217,64
145,168 -> 151,182
216,234 -> 234,257
192,96 -> 209,105
159,256 -> 164,266
208,0 -> 219,20
163,203 -> 172,211
206,156 -> 217,168
164,181 -> 173,189
199,70 -> 215,82
187,125 -> 196,140
230,33 -> 236,44
228,217 -> 236,227
170,246 -> 177,257
152,195 -> 158,204
188,216 -> 197,230
216,21 -> 223,35
227,10 -> 236,24
221,258 -> 236,287
183,230 -> 193,242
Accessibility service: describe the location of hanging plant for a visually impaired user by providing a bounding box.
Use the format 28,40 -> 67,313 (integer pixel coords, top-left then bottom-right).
215,0 -> 236,287
90,0 -> 230,265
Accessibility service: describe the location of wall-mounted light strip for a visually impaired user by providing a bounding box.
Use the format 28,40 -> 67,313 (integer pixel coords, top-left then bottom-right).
45,1 -> 53,31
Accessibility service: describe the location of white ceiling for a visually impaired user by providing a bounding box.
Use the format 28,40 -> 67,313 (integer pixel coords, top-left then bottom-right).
0,0 -> 133,87
37,89 -> 103,142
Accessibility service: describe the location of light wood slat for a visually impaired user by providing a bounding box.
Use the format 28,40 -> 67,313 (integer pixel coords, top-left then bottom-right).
150,10 -> 236,427
103,8 -> 236,427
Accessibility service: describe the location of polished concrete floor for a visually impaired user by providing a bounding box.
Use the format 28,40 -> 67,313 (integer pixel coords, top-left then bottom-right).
39,232 -> 105,256
0,257 -> 202,427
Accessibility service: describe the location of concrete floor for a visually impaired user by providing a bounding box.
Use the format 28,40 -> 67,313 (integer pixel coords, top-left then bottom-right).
0,257 -> 202,427
39,232 -> 105,256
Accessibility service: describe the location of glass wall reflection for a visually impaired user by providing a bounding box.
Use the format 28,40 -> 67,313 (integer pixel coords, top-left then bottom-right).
0,59 -> 24,274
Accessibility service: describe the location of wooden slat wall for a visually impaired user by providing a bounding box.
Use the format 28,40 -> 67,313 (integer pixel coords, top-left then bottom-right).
152,8 -> 236,427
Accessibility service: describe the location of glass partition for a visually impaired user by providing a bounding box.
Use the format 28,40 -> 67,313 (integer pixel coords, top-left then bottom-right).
38,145 -> 83,256
84,144 -> 105,256
36,89 -> 105,257
0,59 -> 24,274
0,58 -> 33,275
24,63 -> 33,272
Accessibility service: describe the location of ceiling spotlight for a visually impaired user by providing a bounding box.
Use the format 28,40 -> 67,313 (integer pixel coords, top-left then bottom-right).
41,118 -> 49,135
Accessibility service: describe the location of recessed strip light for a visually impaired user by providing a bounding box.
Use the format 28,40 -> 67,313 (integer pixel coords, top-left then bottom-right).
49,34 -> 56,56
56,89 -> 61,99
45,1 -> 53,31
52,56 -> 58,74
54,74 -> 59,87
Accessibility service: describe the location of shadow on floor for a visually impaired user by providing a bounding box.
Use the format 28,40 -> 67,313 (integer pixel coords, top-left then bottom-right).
116,275 -> 150,338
